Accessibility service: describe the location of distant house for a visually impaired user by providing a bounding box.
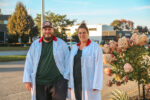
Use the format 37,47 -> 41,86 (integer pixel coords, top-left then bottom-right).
102,26 -> 133,44
102,25 -> 115,44
116,31 -> 132,40
65,24 -> 102,44
0,13 -> 10,43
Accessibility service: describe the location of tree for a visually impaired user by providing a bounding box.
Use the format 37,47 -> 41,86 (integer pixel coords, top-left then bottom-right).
72,32 -> 79,42
110,20 -> 121,30
136,26 -> 143,34
7,2 -> 37,43
27,15 -> 39,42
29,26 -> 39,42
111,19 -> 134,31
34,11 -> 76,40
143,26 -> 149,34
136,26 -> 149,34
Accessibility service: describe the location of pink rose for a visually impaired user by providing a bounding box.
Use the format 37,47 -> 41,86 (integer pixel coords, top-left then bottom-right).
124,63 -> 133,73
130,33 -> 139,45
111,54 -> 117,61
138,34 -> 148,46
103,44 -> 111,54
116,47 -> 122,54
128,40 -> 133,47
103,54 -> 116,64
123,76 -> 129,82
116,81 -> 121,86
118,37 -> 129,49
104,68 -> 113,76
109,40 -> 118,52
107,80 -> 113,87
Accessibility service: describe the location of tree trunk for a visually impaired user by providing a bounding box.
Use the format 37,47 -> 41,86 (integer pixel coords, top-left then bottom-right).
143,84 -> 146,100
138,83 -> 140,100
18,37 -> 21,43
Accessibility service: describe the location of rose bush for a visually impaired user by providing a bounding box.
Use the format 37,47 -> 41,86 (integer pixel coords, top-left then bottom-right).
103,33 -> 150,87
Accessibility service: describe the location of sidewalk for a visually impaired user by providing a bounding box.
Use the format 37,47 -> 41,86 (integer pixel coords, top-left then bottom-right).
0,51 -> 27,56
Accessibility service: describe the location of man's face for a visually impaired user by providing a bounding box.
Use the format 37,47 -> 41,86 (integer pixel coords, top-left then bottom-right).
42,27 -> 54,42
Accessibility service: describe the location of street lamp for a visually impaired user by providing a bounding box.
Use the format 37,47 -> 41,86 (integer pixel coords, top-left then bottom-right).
41,0 -> 45,37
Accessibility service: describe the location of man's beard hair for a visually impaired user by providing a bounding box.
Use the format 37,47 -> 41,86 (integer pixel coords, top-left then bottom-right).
43,35 -> 52,42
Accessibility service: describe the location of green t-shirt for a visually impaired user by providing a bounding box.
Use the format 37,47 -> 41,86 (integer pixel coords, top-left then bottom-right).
36,40 -> 63,85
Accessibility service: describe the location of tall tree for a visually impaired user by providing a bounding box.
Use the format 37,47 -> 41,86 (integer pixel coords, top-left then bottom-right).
72,32 -> 79,42
110,20 -> 121,30
143,26 -> 148,34
136,26 -> 149,34
111,19 -> 134,31
27,15 -> 39,42
34,11 -> 76,40
7,2 -> 36,43
136,26 -> 143,33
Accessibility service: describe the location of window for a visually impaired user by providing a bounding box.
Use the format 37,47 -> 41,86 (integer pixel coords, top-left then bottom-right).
0,20 -> 4,24
4,20 -> 8,24
89,28 -> 97,31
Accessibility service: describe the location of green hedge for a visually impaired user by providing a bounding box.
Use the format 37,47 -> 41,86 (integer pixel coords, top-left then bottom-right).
0,55 -> 26,62
0,47 -> 29,51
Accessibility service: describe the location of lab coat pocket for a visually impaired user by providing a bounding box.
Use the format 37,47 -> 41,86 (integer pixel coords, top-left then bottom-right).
84,56 -> 94,68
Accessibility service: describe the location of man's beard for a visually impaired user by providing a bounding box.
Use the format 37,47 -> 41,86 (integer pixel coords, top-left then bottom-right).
43,35 -> 53,42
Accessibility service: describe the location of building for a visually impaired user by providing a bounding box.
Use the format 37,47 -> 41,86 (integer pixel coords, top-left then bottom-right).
65,24 -> 102,44
101,25 -> 115,44
0,10 -> 10,43
116,31 -> 132,40
64,24 -> 136,44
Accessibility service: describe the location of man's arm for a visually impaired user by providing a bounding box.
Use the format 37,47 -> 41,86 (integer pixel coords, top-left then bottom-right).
23,43 -> 34,91
63,42 -> 70,80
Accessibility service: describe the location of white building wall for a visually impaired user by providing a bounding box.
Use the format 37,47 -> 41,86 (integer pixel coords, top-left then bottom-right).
65,25 -> 102,44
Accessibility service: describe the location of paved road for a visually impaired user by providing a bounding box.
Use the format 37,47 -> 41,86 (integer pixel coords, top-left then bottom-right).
0,51 -> 27,56
0,61 -> 138,100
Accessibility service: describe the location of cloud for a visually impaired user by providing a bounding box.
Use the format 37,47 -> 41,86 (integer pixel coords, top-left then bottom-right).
134,6 -> 150,10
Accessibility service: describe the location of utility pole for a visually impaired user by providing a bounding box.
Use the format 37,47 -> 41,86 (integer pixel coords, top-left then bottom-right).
41,0 -> 45,37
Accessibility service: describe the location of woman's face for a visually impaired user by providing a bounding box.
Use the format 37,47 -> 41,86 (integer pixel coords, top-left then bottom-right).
78,28 -> 89,42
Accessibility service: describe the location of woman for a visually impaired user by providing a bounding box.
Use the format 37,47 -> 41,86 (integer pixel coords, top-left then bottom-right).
69,22 -> 103,100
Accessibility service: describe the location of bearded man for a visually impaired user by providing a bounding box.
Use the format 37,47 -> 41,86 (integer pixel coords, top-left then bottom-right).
23,21 -> 70,100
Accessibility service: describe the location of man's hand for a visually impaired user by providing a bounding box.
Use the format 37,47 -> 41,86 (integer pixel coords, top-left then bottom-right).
68,88 -> 71,90
25,82 -> 32,91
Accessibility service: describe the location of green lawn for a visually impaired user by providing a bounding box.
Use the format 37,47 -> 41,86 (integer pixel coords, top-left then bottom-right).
0,55 -> 26,62
0,47 -> 29,51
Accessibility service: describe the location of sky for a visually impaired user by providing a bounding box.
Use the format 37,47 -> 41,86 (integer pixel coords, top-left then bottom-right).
0,0 -> 150,29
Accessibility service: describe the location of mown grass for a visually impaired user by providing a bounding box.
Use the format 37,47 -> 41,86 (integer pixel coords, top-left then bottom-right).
0,47 -> 29,51
0,55 -> 26,62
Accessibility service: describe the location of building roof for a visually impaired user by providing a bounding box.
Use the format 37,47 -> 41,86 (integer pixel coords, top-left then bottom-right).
0,15 -> 10,20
